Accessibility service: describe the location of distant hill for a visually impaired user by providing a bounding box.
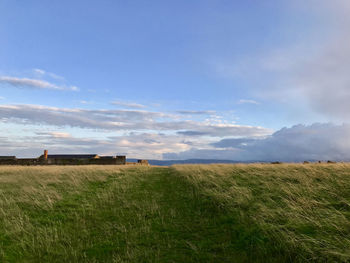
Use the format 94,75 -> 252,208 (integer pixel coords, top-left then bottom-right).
126,158 -> 256,166
127,159 -> 332,165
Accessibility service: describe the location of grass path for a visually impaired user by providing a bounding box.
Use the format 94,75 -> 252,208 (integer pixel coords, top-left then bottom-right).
0,166 -> 273,263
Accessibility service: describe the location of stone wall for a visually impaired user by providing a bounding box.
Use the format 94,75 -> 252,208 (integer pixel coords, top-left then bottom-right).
0,156 -> 127,166
0,158 -> 43,166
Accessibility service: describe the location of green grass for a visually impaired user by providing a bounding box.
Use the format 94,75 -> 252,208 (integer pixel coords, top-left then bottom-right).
0,164 -> 350,262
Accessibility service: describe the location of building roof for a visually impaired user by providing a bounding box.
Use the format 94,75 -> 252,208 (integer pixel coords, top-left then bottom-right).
47,154 -> 99,159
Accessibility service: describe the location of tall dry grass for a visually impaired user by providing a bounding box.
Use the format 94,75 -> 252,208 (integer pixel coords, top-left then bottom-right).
173,163 -> 350,262
0,165 -> 147,262
1,164 -> 350,262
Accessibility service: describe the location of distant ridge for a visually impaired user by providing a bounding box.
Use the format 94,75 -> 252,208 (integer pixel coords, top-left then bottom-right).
126,159 -> 258,166
126,159 -> 331,166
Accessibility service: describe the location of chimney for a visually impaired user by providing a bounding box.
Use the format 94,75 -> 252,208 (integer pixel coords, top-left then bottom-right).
44,150 -> 48,160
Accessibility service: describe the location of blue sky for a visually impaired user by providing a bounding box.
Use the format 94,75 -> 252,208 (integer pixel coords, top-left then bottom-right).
1,0 -> 350,160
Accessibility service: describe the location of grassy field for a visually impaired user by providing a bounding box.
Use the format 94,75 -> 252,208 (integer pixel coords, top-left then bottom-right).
0,164 -> 350,262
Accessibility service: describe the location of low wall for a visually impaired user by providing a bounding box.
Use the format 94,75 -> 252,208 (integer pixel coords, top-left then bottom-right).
0,158 -> 43,166
17,158 -> 42,165
0,159 -> 18,165
47,156 -> 126,165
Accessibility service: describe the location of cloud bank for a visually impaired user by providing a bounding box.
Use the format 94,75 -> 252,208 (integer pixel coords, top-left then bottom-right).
0,103 -> 272,159
0,104 -> 270,137
164,123 -> 350,162
0,103 -> 348,161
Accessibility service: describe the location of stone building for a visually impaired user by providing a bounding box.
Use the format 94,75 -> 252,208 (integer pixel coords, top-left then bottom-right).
0,150 -> 127,165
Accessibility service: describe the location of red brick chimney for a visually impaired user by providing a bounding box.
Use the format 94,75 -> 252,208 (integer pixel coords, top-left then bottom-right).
44,150 -> 48,161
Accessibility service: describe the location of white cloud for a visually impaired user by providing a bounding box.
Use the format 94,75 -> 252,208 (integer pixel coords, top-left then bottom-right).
253,34 -> 350,119
176,110 -> 216,115
262,38 -> 350,120
111,100 -> 146,109
0,76 -> 78,91
238,99 -> 259,105
70,86 -> 79,91
33,68 -> 65,80
277,2 -> 350,120
78,100 -> 94,105
33,68 -> 45,75
35,131 -> 72,138
212,1 -> 350,122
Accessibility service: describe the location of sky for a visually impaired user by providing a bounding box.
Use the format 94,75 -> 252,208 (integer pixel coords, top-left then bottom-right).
0,0 -> 350,161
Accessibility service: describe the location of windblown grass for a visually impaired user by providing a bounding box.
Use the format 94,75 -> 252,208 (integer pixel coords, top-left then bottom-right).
174,163 -> 350,262
0,164 -> 349,262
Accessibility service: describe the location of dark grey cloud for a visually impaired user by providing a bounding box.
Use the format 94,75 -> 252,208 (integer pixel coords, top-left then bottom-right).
176,124 -> 269,137
164,123 -> 350,162
211,138 -> 258,148
177,131 -> 207,136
